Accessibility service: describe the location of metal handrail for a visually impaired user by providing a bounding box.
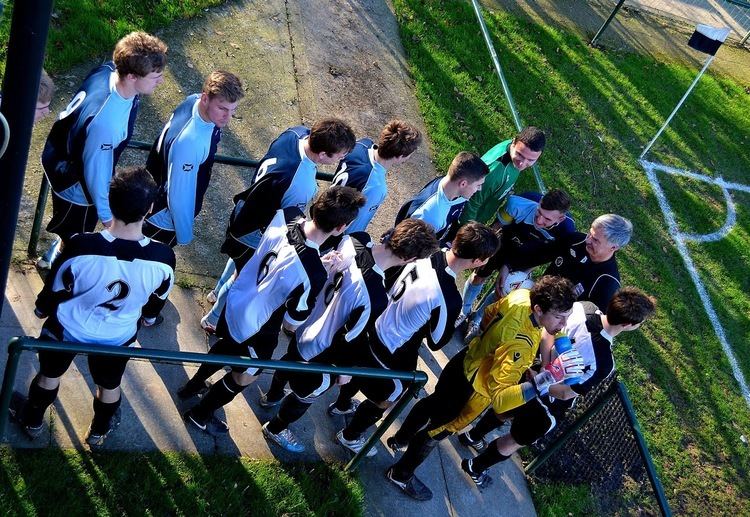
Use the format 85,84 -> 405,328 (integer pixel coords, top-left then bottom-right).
0,336 -> 427,470
27,140 -> 336,257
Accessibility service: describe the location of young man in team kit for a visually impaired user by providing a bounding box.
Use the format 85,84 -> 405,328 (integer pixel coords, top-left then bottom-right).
258,219 -> 439,453
328,222 -> 500,456
177,186 -> 365,436
39,32 -> 168,269
143,70 -> 244,247
201,118 -> 356,332
11,168 -> 175,446
332,119 -> 423,233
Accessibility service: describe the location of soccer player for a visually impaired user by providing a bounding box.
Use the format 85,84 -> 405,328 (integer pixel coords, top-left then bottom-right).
10,167 -> 175,446
461,189 -> 576,338
385,276 -> 582,501
505,213 -> 632,311
396,152 -> 488,244
38,32 -> 168,269
457,126 -> 546,227
259,219 -> 439,452
143,70 -> 244,247
0,69 -> 54,123
328,222 -> 500,457
456,288 -> 656,476
332,119 -> 422,233
178,186 -> 365,436
202,118 -> 356,332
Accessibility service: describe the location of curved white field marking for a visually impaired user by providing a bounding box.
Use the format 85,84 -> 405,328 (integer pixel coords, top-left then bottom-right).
640,159 -> 750,407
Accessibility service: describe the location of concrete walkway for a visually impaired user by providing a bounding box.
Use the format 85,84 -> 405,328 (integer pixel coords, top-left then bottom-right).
2,1 -> 536,515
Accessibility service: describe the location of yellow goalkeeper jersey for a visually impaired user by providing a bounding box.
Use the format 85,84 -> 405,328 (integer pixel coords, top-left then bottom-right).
463,288 -> 542,414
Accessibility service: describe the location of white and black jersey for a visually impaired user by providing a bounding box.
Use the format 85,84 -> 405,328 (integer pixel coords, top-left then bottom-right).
371,250 -> 462,369
224,208 -> 327,344
563,301 -> 615,397
35,231 -> 175,346
295,232 -> 387,361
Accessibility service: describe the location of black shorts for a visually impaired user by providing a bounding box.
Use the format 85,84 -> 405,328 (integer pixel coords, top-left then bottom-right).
276,339 -> 335,401
142,222 -> 177,247
37,328 -> 132,390
508,396 -> 559,446
346,345 -> 408,404
47,194 -> 98,241
220,237 -> 256,272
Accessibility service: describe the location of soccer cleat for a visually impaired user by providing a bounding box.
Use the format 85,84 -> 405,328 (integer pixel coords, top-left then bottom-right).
85,407 -> 122,447
184,409 -> 229,436
461,458 -> 493,489
200,314 -> 217,334
262,422 -> 305,453
336,429 -> 378,457
458,431 -> 488,452
8,392 -> 43,440
464,321 -> 481,343
386,435 -> 407,453
454,312 -> 467,329
385,467 -> 433,501
206,290 -> 218,303
140,314 -> 164,328
36,239 -> 61,270
327,399 -> 360,417
177,380 -> 210,401
258,386 -> 289,408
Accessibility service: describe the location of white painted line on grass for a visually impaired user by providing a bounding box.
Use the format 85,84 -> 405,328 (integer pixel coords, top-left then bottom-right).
640,159 -> 750,406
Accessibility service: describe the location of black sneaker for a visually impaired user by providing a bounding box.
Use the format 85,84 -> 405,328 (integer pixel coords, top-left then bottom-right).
327,399 -> 360,416
85,407 -> 122,447
177,380 -> 210,401
461,458 -> 493,489
458,431 -> 488,452
8,391 -> 43,440
184,409 -> 229,436
386,435 -> 407,453
385,467 -> 433,501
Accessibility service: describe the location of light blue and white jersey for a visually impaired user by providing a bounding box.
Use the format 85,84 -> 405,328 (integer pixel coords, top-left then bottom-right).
396,177 -> 467,243
333,138 -> 387,233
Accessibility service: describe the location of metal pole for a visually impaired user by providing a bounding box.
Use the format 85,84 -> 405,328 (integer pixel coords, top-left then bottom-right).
525,383 -> 618,475
28,176 -> 50,258
469,0 -> 545,192
616,382 -> 672,517
0,0 -> 54,319
640,54 -> 715,160
345,371 -> 429,471
0,338 -> 24,440
591,0 -> 627,47
740,28 -> 750,45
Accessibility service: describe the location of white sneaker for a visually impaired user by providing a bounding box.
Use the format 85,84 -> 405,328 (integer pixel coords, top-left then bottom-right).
327,399 -> 360,416
455,312 -> 468,328
206,290 -> 217,303
37,239 -> 61,270
464,321 -> 481,343
200,314 -> 217,334
262,422 -> 305,453
336,429 -> 378,457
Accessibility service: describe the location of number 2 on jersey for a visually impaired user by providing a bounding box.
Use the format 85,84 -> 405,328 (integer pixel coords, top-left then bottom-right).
97,280 -> 130,311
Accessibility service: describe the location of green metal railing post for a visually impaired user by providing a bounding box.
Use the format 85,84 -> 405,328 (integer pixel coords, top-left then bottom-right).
0,337 -> 24,440
27,141 -> 335,258
345,371 -> 428,471
591,0 -> 626,47
616,382 -> 672,517
525,382 -> 618,475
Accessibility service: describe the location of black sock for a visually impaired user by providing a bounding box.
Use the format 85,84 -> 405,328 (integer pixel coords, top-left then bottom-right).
91,397 -> 121,434
471,439 -> 510,473
334,381 -> 359,411
342,400 -> 385,441
393,397 -> 432,445
189,338 -> 238,387
191,372 -> 244,421
24,375 -> 59,427
267,394 -> 312,434
265,370 -> 290,403
470,410 -> 503,441
391,429 -> 439,480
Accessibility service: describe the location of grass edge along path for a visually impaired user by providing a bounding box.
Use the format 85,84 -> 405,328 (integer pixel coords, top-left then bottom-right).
0,447 -> 364,516
392,0 -> 750,514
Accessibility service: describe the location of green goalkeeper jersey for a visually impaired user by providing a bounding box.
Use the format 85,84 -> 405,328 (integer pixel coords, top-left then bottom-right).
458,138 -> 519,225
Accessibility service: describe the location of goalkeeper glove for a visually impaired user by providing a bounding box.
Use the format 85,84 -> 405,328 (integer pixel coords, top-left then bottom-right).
533,348 -> 585,396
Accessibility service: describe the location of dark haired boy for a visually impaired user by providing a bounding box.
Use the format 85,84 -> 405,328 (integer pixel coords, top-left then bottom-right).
144,70 -> 244,247
333,119 -> 422,233
202,117 -> 356,332
11,167 -> 175,447
39,32 -> 168,269
259,219 -> 439,452
386,275 -> 582,500
179,186 -> 365,436
456,287 -> 656,488
396,152 -> 489,245
329,222 -> 499,457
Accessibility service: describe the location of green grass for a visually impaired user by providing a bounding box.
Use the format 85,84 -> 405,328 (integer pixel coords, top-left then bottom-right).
0,0 -> 228,74
528,480 -> 598,517
392,0 -> 750,514
0,447 -> 363,516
